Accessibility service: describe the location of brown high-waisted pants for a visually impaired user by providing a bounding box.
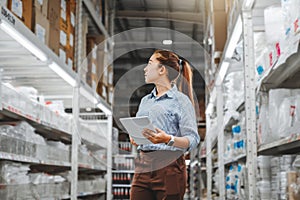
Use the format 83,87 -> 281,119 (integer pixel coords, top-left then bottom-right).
130,150 -> 186,200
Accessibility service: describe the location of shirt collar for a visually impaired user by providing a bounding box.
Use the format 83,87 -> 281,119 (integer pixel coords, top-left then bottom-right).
150,85 -> 177,99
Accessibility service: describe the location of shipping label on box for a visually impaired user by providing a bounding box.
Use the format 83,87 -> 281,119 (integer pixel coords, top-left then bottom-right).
35,9 -> 49,45
59,48 -> 66,64
0,0 -> 8,6
60,0 -> 65,11
70,12 -> 75,27
11,0 -> 22,18
69,33 -> 73,47
60,8 -> 66,21
35,24 -> 46,43
68,58 -> 72,69
60,30 -> 67,46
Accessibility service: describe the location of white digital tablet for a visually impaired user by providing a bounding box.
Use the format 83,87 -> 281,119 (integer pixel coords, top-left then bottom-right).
119,116 -> 156,145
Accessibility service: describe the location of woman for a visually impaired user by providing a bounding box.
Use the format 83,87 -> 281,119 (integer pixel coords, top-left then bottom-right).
130,50 -> 200,200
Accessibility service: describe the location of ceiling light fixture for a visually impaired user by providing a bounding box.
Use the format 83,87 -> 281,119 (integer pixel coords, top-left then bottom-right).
162,39 -> 173,45
49,62 -> 77,86
0,20 -> 47,62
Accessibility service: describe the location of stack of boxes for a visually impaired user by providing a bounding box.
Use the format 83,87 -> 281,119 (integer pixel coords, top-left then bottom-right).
4,0 -> 113,105
55,0 -> 75,70
5,0 -> 76,69
85,35 -> 114,105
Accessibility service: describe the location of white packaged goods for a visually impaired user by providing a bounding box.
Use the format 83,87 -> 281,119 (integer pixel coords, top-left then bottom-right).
232,124 -> 245,156
258,102 -> 270,144
224,134 -> 233,162
268,89 -> 292,140
0,161 -> 30,184
258,89 -> 300,144
254,32 -> 268,81
1,83 -> 72,133
223,70 -> 244,112
281,0 -> 300,32
225,164 -> 246,200
29,173 -> 66,184
0,122 -> 46,145
264,6 -> 285,45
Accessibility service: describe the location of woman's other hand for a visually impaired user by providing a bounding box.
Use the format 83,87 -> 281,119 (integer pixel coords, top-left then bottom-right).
142,127 -> 171,144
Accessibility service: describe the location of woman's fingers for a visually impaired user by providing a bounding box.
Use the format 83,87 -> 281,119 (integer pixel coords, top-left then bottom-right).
130,137 -> 138,146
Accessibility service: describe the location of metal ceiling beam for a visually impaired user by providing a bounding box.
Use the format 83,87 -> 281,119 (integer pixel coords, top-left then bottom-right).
116,10 -> 203,24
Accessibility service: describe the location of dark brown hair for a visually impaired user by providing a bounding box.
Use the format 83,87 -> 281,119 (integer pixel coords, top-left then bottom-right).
153,50 -> 194,105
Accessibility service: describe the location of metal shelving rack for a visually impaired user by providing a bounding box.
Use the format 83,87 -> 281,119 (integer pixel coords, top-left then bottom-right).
0,0 -> 113,199
204,0 -> 300,199
76,1 -> 114,200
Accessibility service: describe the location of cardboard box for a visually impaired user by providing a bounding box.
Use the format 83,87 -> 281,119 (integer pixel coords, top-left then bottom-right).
96,50 -> 105,82
59,29 -> 68,47
48,0 -> 60,55
213,0 -> 225,11
8,0 -> 34,30
48,27 -> 59,54
34,0 -> 47,16
47,0 -> 59,27
213,11 -> 227,52
34,7 -> 49,45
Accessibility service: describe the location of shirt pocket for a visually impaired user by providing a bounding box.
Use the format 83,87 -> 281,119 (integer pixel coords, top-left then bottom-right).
164,111 -> 178,134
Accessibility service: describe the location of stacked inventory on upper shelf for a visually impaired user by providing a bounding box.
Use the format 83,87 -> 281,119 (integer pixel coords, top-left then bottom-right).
0,0 -> 113,199
1,0 -> 77,69
81,0 -> 114,106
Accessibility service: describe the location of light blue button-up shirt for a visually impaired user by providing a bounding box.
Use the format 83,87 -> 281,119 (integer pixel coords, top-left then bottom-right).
136,85 -> 200,152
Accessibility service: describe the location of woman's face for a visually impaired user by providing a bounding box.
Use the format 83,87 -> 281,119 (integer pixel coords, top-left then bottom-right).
144,54 -> 162,84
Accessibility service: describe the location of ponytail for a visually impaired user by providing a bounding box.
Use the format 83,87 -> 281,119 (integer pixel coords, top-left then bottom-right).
178,60 -> 194,106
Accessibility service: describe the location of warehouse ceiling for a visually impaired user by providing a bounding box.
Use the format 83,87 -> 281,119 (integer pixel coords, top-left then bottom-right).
112,0 -> 206,121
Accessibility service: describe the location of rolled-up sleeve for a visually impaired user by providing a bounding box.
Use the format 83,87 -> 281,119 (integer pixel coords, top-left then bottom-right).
179,98 -> 200,151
